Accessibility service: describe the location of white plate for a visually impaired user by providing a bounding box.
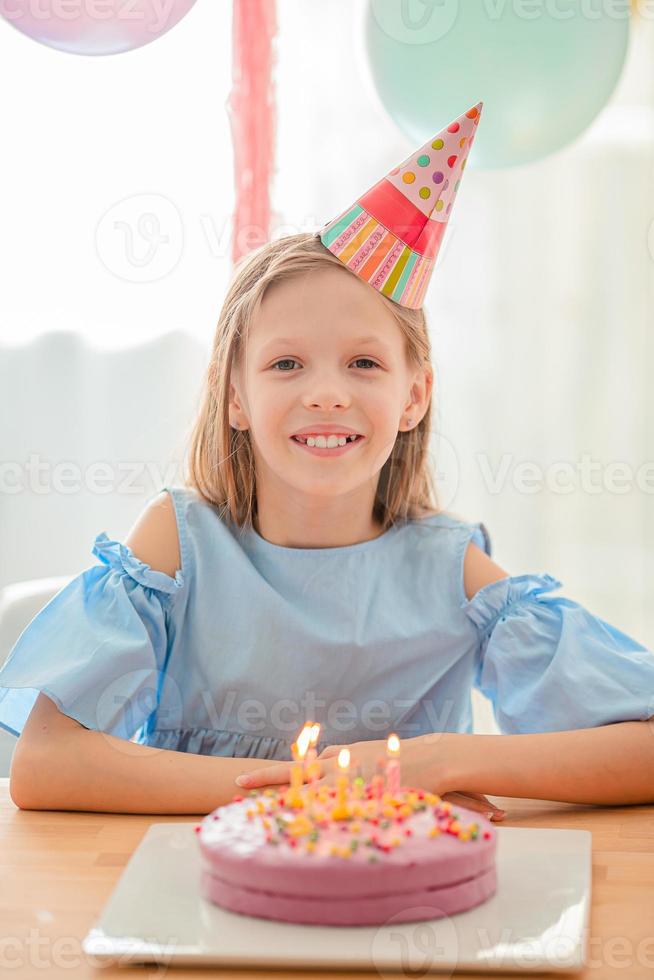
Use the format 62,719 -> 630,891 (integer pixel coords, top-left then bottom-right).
82,823 -> 591,974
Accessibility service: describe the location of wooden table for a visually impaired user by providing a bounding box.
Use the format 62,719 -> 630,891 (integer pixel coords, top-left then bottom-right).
2,777 -> 653,978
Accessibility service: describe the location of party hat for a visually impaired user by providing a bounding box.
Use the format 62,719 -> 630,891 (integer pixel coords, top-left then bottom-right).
318,102 -> 483,309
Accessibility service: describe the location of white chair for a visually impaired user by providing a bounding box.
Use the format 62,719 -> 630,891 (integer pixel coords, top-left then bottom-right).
0,577 -> 73,777
472,688 -> 500,736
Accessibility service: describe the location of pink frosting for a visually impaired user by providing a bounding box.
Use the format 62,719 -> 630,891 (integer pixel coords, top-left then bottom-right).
200,864 -> 497,926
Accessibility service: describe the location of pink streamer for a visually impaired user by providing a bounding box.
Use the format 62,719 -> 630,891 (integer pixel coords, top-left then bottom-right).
228,0 -> 278,266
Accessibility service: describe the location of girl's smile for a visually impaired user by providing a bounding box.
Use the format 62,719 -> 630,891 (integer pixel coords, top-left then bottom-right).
290,433 -> 366,457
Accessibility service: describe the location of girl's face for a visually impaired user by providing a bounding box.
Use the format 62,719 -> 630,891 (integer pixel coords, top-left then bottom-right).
229,265 -> 432,512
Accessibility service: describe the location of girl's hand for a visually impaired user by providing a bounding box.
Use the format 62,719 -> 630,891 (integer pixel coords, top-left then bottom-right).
234,737 -> 506,821
438,791 -> 506,821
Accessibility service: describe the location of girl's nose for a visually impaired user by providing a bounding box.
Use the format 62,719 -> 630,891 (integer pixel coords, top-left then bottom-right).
303,380 -> 351,410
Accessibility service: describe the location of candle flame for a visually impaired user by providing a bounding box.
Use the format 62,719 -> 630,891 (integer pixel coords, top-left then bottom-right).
387,733 -> 400,755
337,747 -> 350,769
296,723 -> 313,759
309,722 -> 321,746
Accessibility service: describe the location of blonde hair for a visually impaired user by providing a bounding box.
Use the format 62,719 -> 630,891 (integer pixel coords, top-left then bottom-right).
184,232 -> 440,532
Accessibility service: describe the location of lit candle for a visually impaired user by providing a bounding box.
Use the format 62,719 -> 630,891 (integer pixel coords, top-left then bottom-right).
352,761 -> 365,800
305,722 -> 321,809
287,723 -> 312,809
297,722 -> 313,765
331,747 -> 351,820
306,723 -> 320,775
386,733 -> 401,798
371,757 -> 385,817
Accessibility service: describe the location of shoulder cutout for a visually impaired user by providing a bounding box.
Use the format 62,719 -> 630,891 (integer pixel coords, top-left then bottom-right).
463,540 -> 510,602
124,490 -> 182,580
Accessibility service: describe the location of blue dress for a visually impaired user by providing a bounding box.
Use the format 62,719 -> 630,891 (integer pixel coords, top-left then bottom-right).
0,485 -> 652,760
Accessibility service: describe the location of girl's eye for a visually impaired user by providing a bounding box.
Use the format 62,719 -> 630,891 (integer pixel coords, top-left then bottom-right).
271,358 -> 298,371
270,358 -> 380,371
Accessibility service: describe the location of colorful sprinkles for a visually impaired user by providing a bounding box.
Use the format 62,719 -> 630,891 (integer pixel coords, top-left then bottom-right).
205,782 -> 492,859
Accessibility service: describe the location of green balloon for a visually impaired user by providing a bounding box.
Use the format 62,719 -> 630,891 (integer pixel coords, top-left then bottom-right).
364,0 -> 629,168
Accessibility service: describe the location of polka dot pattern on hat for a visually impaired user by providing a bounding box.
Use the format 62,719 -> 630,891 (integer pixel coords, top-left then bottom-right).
383,102 -> 482,222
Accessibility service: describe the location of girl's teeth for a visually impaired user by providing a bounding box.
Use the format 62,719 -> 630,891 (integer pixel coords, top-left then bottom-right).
304,434 -> 356,448
310,435 -> 342,448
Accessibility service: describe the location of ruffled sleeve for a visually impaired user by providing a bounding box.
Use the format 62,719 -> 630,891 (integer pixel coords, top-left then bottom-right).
0,532 -> 185,741
461,573 -> 654,734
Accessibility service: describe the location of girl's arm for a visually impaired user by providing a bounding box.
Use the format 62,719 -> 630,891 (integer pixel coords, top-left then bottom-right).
435,720 -> 654,806
8,493 -> 286,814
10,691 -> 280,814
454,539 -> 654,806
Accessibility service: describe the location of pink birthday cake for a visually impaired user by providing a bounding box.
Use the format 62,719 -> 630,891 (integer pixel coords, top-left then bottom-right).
196,782 -> 497,926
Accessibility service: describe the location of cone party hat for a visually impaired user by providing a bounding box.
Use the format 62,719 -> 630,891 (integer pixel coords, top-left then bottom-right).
318,102 -> 483,309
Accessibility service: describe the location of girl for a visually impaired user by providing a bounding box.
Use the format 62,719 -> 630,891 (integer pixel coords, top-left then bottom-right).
2,231 -> 654,816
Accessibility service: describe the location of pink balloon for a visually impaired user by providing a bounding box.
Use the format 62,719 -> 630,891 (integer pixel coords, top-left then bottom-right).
0,0 -> 198,55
